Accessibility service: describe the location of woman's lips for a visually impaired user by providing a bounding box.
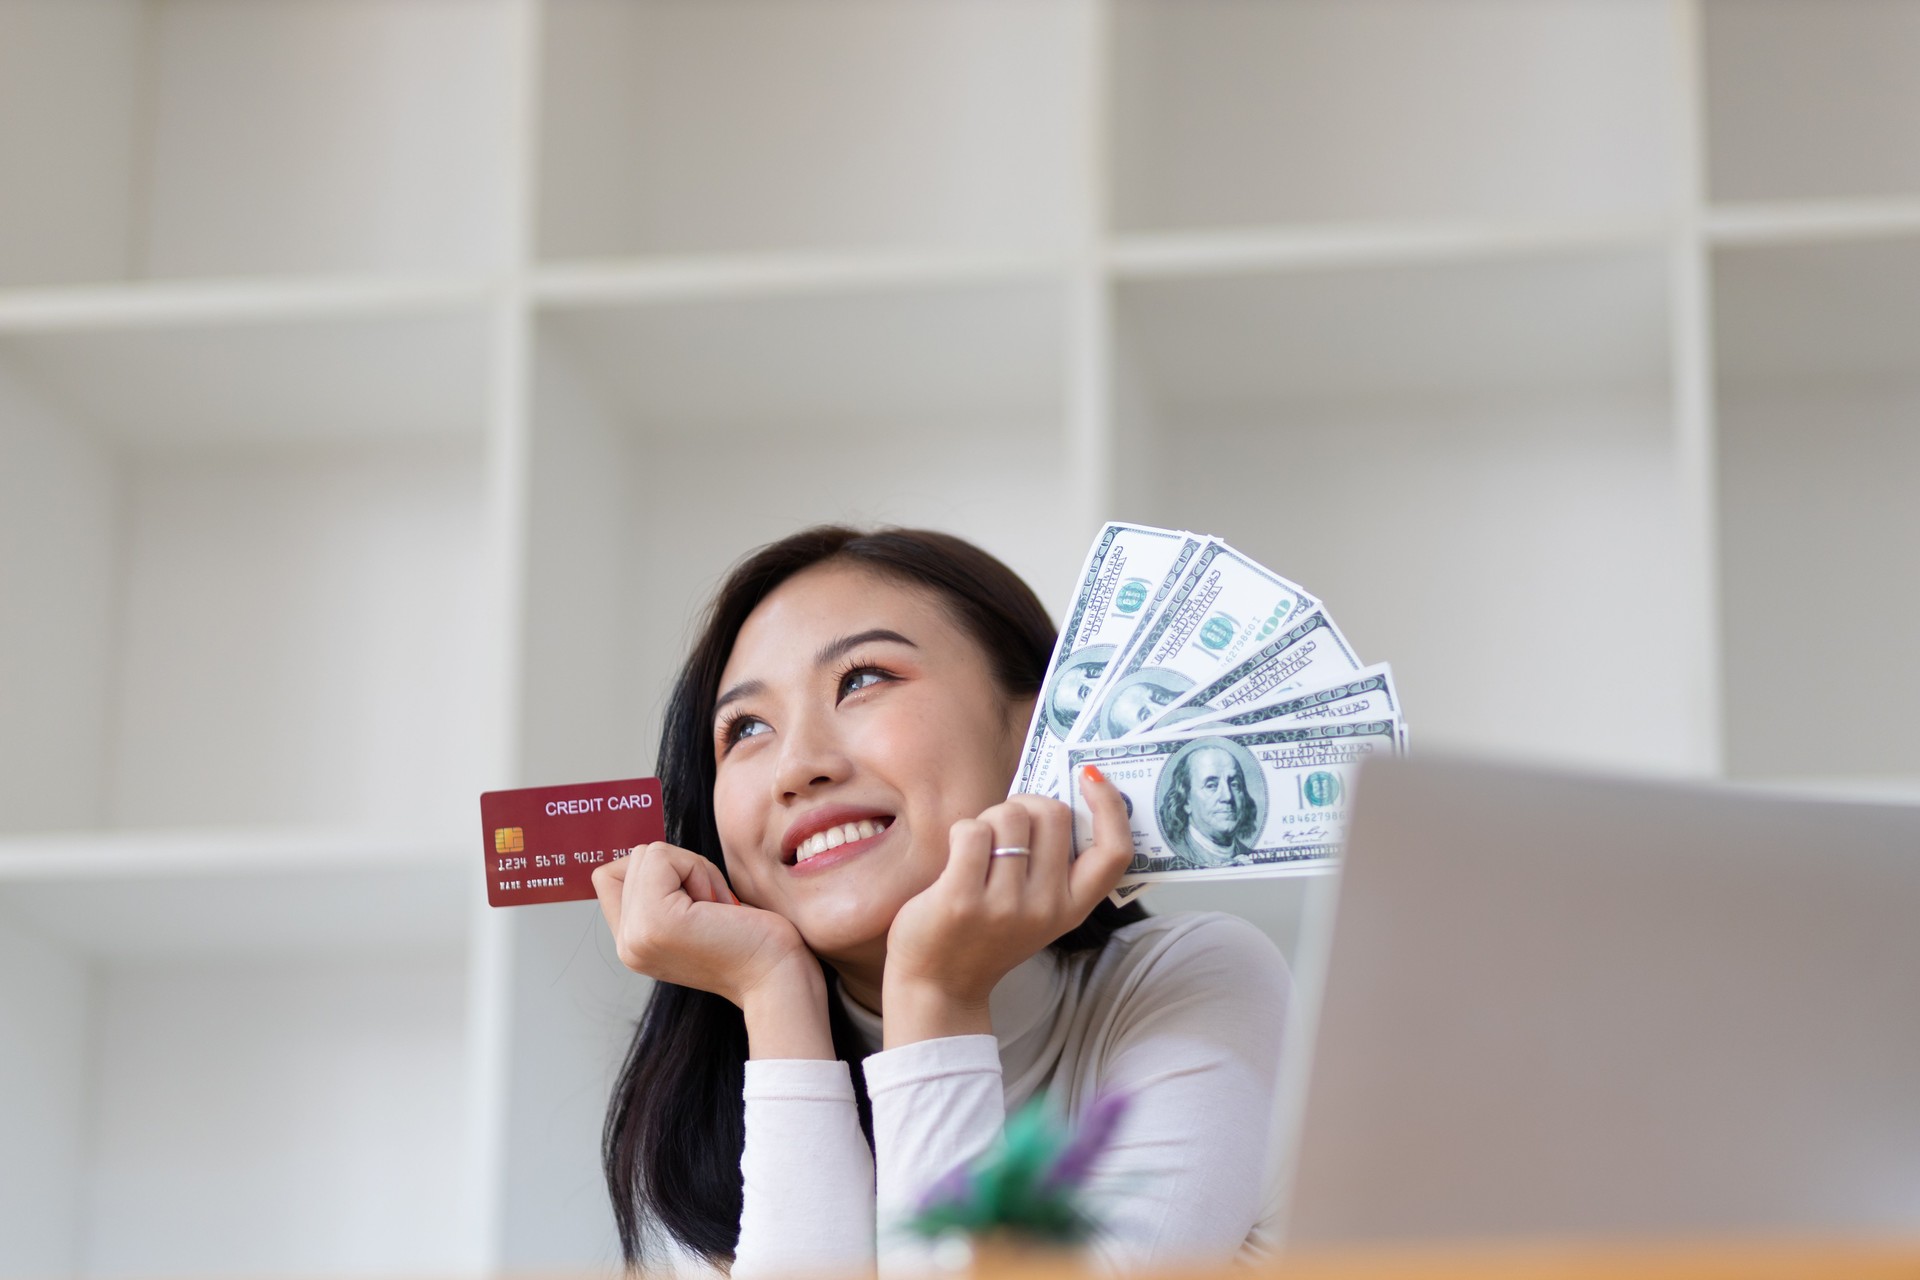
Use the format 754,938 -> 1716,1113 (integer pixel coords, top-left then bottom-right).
787,822 -> 892,875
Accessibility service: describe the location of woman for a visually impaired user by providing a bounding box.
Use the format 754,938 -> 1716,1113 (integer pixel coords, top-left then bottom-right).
593,526 -> 1290,1275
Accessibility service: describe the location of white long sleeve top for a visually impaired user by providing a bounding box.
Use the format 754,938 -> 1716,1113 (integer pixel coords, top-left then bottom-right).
730,911 -> 1292,1277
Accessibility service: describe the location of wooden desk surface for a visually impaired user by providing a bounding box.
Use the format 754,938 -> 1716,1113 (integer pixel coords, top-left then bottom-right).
969,1240 -> 1920,1280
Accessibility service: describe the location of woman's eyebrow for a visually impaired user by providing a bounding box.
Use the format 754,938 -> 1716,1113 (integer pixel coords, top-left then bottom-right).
713,679 -> 765,719
814,628 -> 916,669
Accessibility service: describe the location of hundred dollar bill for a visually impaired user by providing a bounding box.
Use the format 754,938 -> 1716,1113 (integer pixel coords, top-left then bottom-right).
1069,539 -> 1320,745
1146,608 -> 1362,730
1186,664 -> 1400,733
1068,719 -> 1402,884
1012,523 -> 1202,798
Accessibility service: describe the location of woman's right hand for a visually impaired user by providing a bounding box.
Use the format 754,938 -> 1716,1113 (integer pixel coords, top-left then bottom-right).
592,842 -> 817,1010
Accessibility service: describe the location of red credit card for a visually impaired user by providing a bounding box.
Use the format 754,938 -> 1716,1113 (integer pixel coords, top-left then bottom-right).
479,777 -> 665,907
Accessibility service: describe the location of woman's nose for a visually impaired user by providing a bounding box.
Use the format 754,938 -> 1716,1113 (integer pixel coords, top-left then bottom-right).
771,708 -> 850,799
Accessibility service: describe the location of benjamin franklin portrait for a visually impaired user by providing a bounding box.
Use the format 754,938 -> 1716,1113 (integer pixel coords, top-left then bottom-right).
1152,736 -> 1266,869
1042,644 -> 1115,736
1096,666 -> 1196,740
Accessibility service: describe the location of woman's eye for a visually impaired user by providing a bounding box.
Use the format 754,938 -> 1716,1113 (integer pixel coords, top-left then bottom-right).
840,667 -> 890,697
722,716 -> 770,749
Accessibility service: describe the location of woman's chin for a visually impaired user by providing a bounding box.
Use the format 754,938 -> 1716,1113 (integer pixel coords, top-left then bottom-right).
787,859 -> 939,968
792,906 -> 895,969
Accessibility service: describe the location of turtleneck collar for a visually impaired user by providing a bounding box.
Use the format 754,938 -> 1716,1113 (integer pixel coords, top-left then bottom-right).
833,947 -> 1071,1098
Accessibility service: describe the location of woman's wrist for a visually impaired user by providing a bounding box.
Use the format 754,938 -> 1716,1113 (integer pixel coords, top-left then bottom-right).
739,959 -> 835,1061
880,974 -> 993,1050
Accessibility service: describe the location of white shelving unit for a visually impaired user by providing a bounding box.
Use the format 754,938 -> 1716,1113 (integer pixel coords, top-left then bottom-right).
1,1 -> 1915,1275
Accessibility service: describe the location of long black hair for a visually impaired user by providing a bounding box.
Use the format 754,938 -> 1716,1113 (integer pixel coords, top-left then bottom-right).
602,525 -> 1146,1271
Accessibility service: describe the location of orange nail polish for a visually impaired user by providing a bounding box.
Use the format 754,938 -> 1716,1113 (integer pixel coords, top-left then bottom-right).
1082,763 -> 1106,785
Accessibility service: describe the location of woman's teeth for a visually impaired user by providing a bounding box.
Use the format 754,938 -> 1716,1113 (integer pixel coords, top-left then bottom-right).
795,819 -> 889,863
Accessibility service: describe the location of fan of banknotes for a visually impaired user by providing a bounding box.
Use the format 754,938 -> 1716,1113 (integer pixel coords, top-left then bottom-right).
1010,523 -> 1408,905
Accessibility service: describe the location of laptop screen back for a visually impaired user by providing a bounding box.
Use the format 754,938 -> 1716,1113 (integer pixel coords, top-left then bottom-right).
1277,754 -> 1920,1245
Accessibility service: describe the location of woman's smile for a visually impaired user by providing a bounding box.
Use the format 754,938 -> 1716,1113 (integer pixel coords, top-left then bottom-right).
783,805 -> 898,869
787,815 -> 896,873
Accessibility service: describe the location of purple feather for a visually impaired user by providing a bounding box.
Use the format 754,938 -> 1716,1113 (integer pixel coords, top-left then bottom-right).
916,1161 -> 974,1214
1040,1089 -> 1131,1192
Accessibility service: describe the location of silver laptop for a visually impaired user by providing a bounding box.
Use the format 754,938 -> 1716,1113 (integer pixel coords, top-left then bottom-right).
1272,753 -> 1920,1245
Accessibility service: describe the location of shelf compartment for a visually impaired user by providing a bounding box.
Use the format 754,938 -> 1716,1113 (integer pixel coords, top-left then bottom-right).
1110,0 -> 1680,233
0,830 -> 477,1272
536,278 -> 1065,437
0,311 -> 496,835
0,917 -> 476,1276
523,278 -> 1073,782
0,0 -> 516,288
1704,0 -> 1920,204
1714,236 -> 1920,780
1713,235 -> 1920,390
535,0 -> 1085,261
1111,249 -> 1705,772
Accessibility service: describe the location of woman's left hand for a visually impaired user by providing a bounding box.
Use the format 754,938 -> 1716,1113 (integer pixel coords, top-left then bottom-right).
881,764 -> 1134,1047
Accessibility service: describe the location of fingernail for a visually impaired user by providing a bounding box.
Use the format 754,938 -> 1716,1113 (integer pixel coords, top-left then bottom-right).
1082,763 -> 1106,785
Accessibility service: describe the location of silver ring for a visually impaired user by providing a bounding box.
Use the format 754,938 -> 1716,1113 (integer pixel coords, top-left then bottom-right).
991,846 -> 1032,858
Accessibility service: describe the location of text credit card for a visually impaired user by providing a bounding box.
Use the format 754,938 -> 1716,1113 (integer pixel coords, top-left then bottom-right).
479,777 -> 664,907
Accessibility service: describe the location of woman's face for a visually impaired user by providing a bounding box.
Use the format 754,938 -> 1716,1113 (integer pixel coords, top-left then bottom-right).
710,562 -> 1030,968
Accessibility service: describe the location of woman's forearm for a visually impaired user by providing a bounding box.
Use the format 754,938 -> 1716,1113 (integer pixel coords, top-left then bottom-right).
879,975 -> 993,1049
739,960 -> 837,1060
734,965 -> 874,1273
735,1058 -> 877,1277
864,1035 -> 1007,1276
